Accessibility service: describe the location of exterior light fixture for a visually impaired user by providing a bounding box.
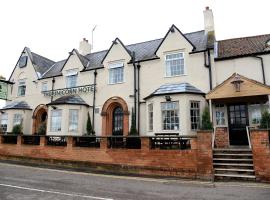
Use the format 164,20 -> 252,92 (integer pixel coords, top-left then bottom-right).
0,111 -> 5,114
170,27 -> 175,33
52,106 -> 57,110
165,95 -> 171,101
231,74 -> 243,92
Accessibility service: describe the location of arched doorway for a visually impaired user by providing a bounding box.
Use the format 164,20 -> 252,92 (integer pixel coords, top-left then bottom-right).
32,104 -> 48,134
101,97 -> 129,136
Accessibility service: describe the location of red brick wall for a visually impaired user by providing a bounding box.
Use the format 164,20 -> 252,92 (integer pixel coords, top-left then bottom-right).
0,133 -> 213,180
215,127 -> 229,148
251,130 -> 270,182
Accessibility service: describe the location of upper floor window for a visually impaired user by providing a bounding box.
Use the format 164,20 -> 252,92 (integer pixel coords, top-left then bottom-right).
0,113 -> 8,132
18,56 -> 27,68
165,52 -> 185,77
66,70 -> 78,88
190,101 -> 200,130
69,109 -> 79,132
161,101 -> 179,130
50,109 -> 62,132
109,62 -> 124,84
41,82 -> 48,92
13,114 -> 22,126
17,79 -> 26,96
148,103 -> 153,131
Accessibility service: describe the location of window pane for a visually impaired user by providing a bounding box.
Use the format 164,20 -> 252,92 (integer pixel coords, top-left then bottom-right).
66,75 -> 77,88
18,79 -> 26,96
109,66 -> 124,84
69,109 -> 78,132
50,110 -> 62,132
148,104 -> 153,131
161,102 -> 179,130
0,114 -> 8,132
13,114 -> 22,126
190,101 -> 200,130
165,53 -> 184,76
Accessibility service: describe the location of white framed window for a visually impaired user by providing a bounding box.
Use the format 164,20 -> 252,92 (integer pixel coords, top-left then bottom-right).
148,103 -> 153,131
109,62 -> 124,84
41,82 -> 48,92
190,101 -> 200,130
13,114 -> 22,126
66,70 -> 78,88
50,109 -> 62,132
249,104 -> 262,124
215,104 -> 225,126
165,52 -> 185,77
0,113 -> 8,132
17,79 -> 26,96
161,101 -> 179,130
69,109 -> 79,132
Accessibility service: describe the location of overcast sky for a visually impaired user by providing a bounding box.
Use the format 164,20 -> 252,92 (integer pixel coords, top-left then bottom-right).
0,0 -> 270,107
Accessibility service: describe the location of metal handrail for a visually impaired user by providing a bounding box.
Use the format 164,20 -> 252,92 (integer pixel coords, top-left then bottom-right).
246,126 -> 252,149
212,126 -> 216,149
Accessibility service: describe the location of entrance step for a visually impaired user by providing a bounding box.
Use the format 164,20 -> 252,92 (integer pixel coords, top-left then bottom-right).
213,148 -> 255,181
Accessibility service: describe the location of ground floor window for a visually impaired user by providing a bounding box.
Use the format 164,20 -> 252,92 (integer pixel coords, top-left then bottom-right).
148,103 -> 153,131
0,113 -> 8,132
69,109 -> 79,132
161,101 -> 179,130
50,110 -> 62,132
13,114 -> 22,126
215,104 -> 226,126
249,103 -> 262,124
190,101 -> 200,130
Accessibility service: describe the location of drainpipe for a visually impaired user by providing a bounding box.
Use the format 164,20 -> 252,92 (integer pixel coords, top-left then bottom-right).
132,51 -> 137,131
92,70 -> 97,134
253,56 -> 266,84
51,77 -> 55,102
207,49 -> 213,90
137,63 -> 141,135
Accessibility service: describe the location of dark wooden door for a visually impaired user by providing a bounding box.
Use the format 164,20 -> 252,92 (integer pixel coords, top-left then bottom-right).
228,104 -> 249,145
112,106 -> 123,136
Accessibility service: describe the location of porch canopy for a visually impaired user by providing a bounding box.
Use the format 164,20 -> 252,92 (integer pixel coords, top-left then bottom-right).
206,73 -> 270,103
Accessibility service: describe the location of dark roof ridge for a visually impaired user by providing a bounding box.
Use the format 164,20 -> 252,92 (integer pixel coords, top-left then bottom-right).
218,33 -> 270,42
31,51 -> 56,63
184,29 -> 205,35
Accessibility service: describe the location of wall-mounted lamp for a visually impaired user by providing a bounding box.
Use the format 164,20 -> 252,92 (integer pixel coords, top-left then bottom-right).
231,74 -> 243,92
165,95 -> 171,101
170,27 -> 175,33
52,106 -> 57,110
0,111 -> 5,114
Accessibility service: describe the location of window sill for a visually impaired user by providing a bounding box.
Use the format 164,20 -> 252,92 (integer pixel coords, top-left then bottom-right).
108,81 -> 125,85
164,74 -> 187,78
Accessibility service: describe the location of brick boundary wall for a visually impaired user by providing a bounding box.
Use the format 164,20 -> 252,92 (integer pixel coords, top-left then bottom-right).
214,127 -> 229,148
250,129 -> 270,182
0,132 -> 213,180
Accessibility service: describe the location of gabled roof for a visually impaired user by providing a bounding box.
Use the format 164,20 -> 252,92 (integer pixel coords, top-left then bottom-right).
206,73 -> 270,100
47,95 -> 89,106
216,34 -> 270,60
1,101 -> 32,110
144,82 -> 204,100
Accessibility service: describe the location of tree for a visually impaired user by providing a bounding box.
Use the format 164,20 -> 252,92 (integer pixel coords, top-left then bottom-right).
129,108 -> 138,135
260,110 -> 270,129
201,107 -> 213,130
12,124 -> 22,135
86,112 -> 93,135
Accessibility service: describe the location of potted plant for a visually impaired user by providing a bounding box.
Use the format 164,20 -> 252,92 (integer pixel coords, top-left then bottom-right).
201,107 -> 213,130
259,110 -> 270,129
12,124 -> 22,135
37,122 -> 46,135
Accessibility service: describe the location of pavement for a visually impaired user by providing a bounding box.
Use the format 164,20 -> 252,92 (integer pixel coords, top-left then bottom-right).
0,162 -> 269,200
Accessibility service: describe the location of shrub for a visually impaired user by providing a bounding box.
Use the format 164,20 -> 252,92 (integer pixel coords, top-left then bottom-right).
12,124 -> 22,135
260,110 -> 270,129
201,107 -> 213,130
86,112 -> 94,135
37,122 -> 46,135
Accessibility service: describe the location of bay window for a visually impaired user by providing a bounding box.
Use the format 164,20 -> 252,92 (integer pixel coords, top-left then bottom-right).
0,113 -> 8,132
13,114 -> 22,126
109,62 -> 124,84
148,103 -> 153,131
69,109 -> 79,132
165,52 -> 185,77
190,101 -> 200,130
161,102 -> 179,130
50,110 -> 62,132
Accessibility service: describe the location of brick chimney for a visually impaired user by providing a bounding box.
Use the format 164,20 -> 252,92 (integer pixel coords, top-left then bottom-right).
203,6 -> 215,35
79,38 -> 91,56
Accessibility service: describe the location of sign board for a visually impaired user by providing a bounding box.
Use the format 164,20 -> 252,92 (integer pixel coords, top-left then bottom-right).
43,84 -> 94,97
0,81 -> 8,100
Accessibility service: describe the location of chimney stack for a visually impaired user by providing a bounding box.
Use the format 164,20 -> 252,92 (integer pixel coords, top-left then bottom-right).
203,6 -> 215,34
79,38 -> 91,56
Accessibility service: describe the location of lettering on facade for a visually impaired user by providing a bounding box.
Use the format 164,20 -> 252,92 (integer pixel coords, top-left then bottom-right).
43,85 -> 94,97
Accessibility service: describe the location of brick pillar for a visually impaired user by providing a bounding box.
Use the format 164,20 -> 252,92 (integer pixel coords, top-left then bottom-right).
40,136 -> 46,146
197,130 -> 213,180
0,135 -> 4,144
100,137 -> 107,149
250,129 -> 270,182
141,137 -> 150,150
190,138 -> 197,150
17,135 -> 22,145
67,136 -> 75,149
215,127 -> 229,148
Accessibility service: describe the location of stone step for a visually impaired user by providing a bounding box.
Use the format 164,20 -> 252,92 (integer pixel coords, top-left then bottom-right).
213,154 -> 253,159
213,163 -> 254,170
213,153 -> 253,156
215,173 -> 256,181
213,158 -> 253,164
215,168 -> 255,176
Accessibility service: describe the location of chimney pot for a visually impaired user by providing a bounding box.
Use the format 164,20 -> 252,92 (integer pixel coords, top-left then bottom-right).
206,6 -> 209,10
79,38 -> 91,55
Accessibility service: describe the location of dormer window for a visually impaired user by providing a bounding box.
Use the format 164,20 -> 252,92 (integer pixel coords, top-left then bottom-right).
18,56 -> 27,68
109,62 -> 124,84
165,52 -> 185,77
66,70 -> 78,88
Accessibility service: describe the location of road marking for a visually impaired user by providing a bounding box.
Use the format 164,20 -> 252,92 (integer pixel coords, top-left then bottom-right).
0,183 -> 113,200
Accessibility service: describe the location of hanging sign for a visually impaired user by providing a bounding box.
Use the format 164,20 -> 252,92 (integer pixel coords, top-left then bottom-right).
43,84 -> 95,97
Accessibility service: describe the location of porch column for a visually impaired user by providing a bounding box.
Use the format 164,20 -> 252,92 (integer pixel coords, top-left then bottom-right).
268,95 -> 270,111
209,99 -> 213,122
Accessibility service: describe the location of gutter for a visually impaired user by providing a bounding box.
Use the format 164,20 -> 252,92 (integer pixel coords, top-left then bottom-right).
253,56 -> 266,84
204,49 -> 213,90
137,63 -> 141,135
132,51 -> 137,132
